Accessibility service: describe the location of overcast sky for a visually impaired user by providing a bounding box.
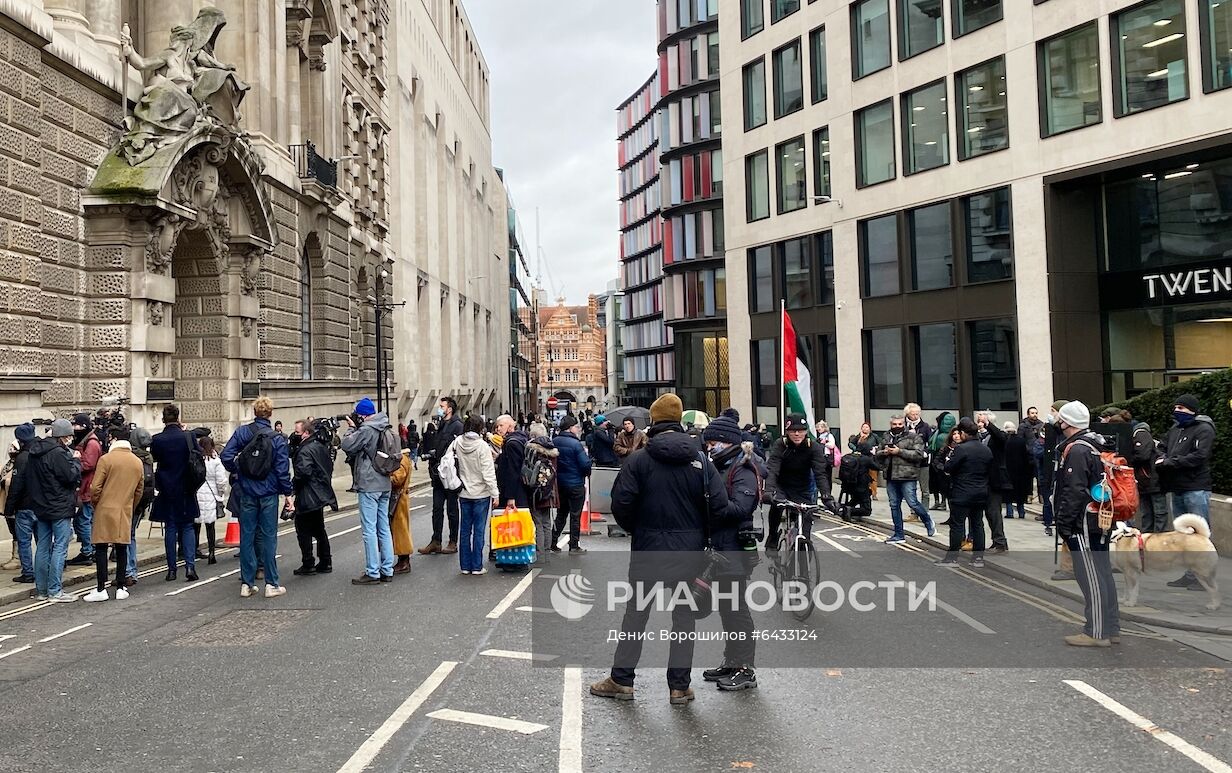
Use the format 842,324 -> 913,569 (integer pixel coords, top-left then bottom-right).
465,1 -> 658,305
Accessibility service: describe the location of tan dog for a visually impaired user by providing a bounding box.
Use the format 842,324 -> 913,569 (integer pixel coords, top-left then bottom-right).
1111,514 -> 1220,611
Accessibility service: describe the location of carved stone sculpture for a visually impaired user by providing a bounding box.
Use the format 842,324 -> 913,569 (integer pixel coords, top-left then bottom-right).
147,300 -> 165,327
146,214 -> 185,274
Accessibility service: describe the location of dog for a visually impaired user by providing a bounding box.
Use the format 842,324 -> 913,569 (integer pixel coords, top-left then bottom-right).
1111,514 -> 1220,611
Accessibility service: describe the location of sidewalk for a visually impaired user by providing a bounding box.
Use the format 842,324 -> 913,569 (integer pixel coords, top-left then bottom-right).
857,494 -> 1232,636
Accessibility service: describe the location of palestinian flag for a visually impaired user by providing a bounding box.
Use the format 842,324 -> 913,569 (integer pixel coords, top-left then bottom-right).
783,309 -> 817,437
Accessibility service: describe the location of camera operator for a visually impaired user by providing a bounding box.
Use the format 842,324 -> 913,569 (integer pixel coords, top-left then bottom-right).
291,418 -> 337,575
764,414 -> 829,552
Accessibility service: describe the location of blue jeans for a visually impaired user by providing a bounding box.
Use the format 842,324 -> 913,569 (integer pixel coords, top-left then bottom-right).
358,491 -> 394,578
240,495 -> 280,587
127,506 -> 145,579
34,518 -> 72,597
164,521 -> 195,573
14,510 -> 35,576
1170,490 -> 1211,524
459,497 -> 491,572
887,480 -> 933,539
73,502 -> 95,557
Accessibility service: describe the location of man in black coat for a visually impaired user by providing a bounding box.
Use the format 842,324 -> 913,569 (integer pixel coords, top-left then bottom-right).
764,414 -> 830,550
1157,392 -> 1217,588
590,393 -> 730,706
291,418 -> 338,575
589,416 -> 620,466
975,411 -> 1010,553
25,419 -> 82,602
938,417 -> 992,567
493,415 -> 529,508
422,396 -> 464,555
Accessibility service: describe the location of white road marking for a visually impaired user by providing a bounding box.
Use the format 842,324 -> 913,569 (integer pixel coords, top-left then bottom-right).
410,505 -> 426,512
480,648 -> 556,662
426,708 -> 548,735
1064,680 -> 1232,773
486,569 -> 539,619
813,532 -> 860,556
0,645 -> 31,660
329,524 -> 363,538
335,660 -> 458,773
885,574 -> 995,634
36,623 -> 92,643
165,569 -> 241,596
0,635 -> 15,642
559,667 -> 583,773
815,525 -> 852,534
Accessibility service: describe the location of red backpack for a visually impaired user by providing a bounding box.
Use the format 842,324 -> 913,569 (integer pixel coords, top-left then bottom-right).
1062,438 -> 1139,529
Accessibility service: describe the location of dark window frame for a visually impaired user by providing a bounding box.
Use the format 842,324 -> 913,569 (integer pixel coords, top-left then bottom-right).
775,134 -> 808,215
779,235 -> 815,309
743,56 -> 769,131
897,0 -> 944,61
1198,0 -> 1232,93
913,322 -> 958,408
1036,21 -> 1104,139
900,78 -> 950,176
967,316 -> 1020,412
962,186 -> 1015,285
771,0 -> 802,24
745,149 -> 772,223
854,97 -> 897,189
865,326 -> 907,410
955,55 -> 1010,161
907,200 -> 956,292
742,0 -> 765,39
812,125 -> 831,197
748,245 -> 777,314
951,0 -> 1003,38
772,38 -> 805,119
1109,0 -> 1191,118
859,212 -> 902,298
809,25 -> 828,103
850,0 -> 893,80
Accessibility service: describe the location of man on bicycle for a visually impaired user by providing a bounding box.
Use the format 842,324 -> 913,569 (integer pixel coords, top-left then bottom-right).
764,414 -> 830,552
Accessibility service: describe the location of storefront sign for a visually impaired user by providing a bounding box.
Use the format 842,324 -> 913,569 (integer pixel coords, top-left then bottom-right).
1143,266 -> 1232,301
1101,259 -> 1232,309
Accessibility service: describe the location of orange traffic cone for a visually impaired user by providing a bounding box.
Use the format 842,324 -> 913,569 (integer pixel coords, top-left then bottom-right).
223,519 -> 240,547
582,497 -> 602,536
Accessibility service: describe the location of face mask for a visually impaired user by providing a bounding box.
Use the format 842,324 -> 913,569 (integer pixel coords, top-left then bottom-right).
707,442 -> 732,456
435,408 -> 445,418
1173,411 -> 1196,427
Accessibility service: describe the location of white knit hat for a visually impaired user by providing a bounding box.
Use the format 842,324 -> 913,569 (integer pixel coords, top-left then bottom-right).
1058,401 -> 1090,430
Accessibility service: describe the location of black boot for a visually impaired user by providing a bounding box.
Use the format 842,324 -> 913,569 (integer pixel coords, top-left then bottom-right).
293,563 -> 317,576
165,569 -> 176,582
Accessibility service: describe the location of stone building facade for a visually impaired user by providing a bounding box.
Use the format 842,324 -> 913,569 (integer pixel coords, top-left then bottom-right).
536,295 -> 607,413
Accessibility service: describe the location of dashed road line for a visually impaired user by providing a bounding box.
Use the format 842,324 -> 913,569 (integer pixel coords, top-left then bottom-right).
486,569 -> 539,619
559,667 -> 583,773
335,660 -> 458,773
426,708 -> 548,735
36,623 -> 92,643
813,531 -> 861,556
0,645 -> 32,660
885,573 -> 995,634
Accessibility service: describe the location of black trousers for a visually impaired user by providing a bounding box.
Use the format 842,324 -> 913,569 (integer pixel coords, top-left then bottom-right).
945,504 -> 985,559
294,508 -> 331,567
553,485 -> 586,549
431,485 -> 460,544
611,602 -> 697,691
984,490 -> 1008,549
717,576 -> 755,668
94,544 -> 128,592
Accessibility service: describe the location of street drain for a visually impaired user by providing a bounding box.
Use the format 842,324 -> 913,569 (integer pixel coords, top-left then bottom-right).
172,609 -> 312,646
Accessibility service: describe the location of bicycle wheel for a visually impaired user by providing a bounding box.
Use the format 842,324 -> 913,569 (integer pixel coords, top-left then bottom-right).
771,528 -> 792,595
789,541 -> 820,622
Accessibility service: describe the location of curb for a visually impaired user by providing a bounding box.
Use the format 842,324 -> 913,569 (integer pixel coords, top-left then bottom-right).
856,516 -> 1232,637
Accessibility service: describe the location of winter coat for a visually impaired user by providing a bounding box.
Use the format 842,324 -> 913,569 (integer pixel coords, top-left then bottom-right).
388,451 -> 414,555
980,423 -> 1012,493
339,412 -> 394,494
26,437 -> 81,522
292,435 -> 337,513
194,456 -> 229,524
1159,415 -> 1216,493
1053,431 -> 1107,538
1003,433 -> 1035,504
495,430 -> 529,507
590,426 -> 620,466
905,418 -> 933,447
1018,417 -> 1044,441
848,432 -> 877,454
944,438 -> 992,507
523,438 -> 560,510
220,417 -> 294,499
88,442 -> 144,544
614,428 -> 647,460
3,441 -> 31,518
875,429 -> 927,482
1130,422 -> 1162,495
930,413 -> 956,453
767,436 -> 830,503
710,442 -> 760,558
611,421 -> 729,555
150,424 -> 200,525
75,431 -> 102,504
553,432 -> 592,490
453,432 -> 498,500
131,439 -> 156,518
428,415 -> 464,488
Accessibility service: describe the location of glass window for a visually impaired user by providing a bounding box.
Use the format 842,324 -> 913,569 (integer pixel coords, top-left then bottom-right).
909,202 -> 953,291
915,323 -> 957,407
300,250 -> 312,380
773,40 -> 804,118
903,80 -> 949,174
856,100 -> 896,187
861,214 -> 900,297
750,245 -> 774,314
953,0 -> 1002,36
822,334 -> 839,408
743,58 -> 767,130
742,0 -> 764,38
965,187 -> 1013,282
776,136 -> 807,214
969,318 -> 1018,411
899,0 -> 943,59
852,0 -> 891,78
782,237 -> 813,309
746,150 -> 770,222
867,328 -> 905,408
957,57 -> 1008,159
772,0 -> 800,22
1202,0 -> 1232,91
812,126 -> 831,198
710,90 -> 723,135
1040,23 -> 1102,136
816,231 -> 835,305
708,32 -> 720,77
1114,0 -> 1188,116
809,26 -> 828,103
753,339 -> 779,407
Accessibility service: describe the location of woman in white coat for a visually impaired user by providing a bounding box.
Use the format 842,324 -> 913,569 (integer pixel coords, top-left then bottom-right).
194,435 -> 228,565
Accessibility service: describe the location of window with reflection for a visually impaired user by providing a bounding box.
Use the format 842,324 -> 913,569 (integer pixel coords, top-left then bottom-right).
772,0 -> 800,22
909,202 -> 953,290
1202,0 -> 1232,91
781,237 -> 813,309
903,80 -> 949,174
852,0 -> 891,78
743,58 -> 767,130
809,26 -> 828,103
742,0 -> 764,39
861,213 -> 900,296
1113,0 -> 1188,115
856,100 -> 896,186
899,0 -> 943,59
958,57 -> 1008,159
746,150 -> 770,222
750,245 -> 774,313
915,323 -> 957,407
964,187 -> 1013,282
816,231 -> 835,305
1039,23 -> 1102,136
773,39 -> 804,118
867,328 -> 905,408
813,126 -> 831,197
970,318 -> 1018,411
953,0 -> 1002,36
776,136 -> 807,214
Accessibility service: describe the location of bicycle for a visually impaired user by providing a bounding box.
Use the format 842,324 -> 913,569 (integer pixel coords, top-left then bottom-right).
768,499 -> 823,622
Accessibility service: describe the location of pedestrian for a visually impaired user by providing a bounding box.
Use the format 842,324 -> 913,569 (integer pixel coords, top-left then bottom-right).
3,423 -> 37,584
848,422 -> 878,499
875,414 -> 937,543
928,412 -> 956,510
552,414 -> 591,554
65,413 -> 102,568
494,414 -> 528,508
1053,401 -> 1120,647
699,412 -> 761,692
1157,393 -> 1216,589
451,415 -> 499,575
387,445 -> 414,574
1129,415 -> 1167,533
1018,407 -> 1044,503
150,405 -> 201,583
221,397 -> 293,598
937,418 -> 991,568
524,424 -> 560,564
590,415 -> 620,466
614,418 -> 647,462
975,410 -> 1011,553
340,397 -> 397,586
421,397 -> 464,555
194,435 -> 228,565
814,420 -> 840,498
1003,421 -> 1033,520
124,427 -> 156,587
291,418 -> 337,575
407,420 -> 421,470
83,423 -> 144,602
1041,400 -> 1067,546
26,419 -> 81,602
590,393 -> 730,705
904,403 -> 933,509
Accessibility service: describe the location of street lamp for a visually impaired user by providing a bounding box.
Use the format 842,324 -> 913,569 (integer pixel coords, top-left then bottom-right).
367,266 -> 406,414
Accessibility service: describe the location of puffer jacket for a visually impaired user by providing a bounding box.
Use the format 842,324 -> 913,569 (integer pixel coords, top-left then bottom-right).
875,429 -> 927,482
453,432 -> 498,500
25,437 -> 81,522
293,434 -> 338,513
1159,415 -> 1216,493
194,456 -> 228,524
766,436 -> 829,504
1053,431 -> 1107,538
710,442 -> 760,551
340,412 -> 393,493
553,432 -> 592,489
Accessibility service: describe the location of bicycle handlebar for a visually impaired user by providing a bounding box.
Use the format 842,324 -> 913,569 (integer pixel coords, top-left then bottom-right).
772,499 -> 822,513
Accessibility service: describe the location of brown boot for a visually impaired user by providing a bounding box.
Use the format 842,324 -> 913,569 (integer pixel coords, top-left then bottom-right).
1064,633 -> 1110,648
668,688 -> 695,705
589,677 -> 634,700
393,557 -> 411,575
441,541 -> 458,555
418,541 -> 441,555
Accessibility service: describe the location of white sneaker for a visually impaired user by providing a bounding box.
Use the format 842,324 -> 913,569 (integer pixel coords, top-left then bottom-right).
83,588 -> 109,602
460,570 -> 472,576
48,592 -> 78,603
264,584 -> 286,598
115,587 -> 130,600
472,568 -> 487,576
240,584 -> 257,598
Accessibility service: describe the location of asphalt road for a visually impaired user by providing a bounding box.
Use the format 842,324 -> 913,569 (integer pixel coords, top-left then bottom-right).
0,498 -> 1228,773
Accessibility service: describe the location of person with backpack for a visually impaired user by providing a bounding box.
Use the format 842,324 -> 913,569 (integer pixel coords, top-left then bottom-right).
194,435 -> 228,566
523,424 -> 559,566
338,397 -> 399,585
451,415 -> 499,575
221,397 -> 293,598
65,412 -> 103,568
291,418 -> 338,575
151,404 -> 203,583
407,420 -> 421,470
765,414 -> 831,550
83,423 -> 144,602
421,397 -> 464,556
552,415 -> 592,554
26,419 -> 82,602
1129,416 -> 1167,533
1053,401 -> 1121,648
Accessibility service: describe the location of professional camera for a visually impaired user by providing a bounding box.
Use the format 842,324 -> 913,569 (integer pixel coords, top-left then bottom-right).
737,527 -> 764,549
315,415 -> 344,435
31,418 -> 53,427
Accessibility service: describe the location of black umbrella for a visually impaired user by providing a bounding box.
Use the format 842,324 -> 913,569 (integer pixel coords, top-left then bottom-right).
603,406 -> 651,430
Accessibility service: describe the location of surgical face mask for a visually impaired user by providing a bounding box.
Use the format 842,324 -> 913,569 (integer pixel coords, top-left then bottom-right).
1045,414 -> 1056,424
1173,410 -> 1196,427
707,441 -> 732,456
435,407 -> 446,418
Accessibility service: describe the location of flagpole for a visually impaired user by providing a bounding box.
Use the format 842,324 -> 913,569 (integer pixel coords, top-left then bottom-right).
780,298 -> 786,440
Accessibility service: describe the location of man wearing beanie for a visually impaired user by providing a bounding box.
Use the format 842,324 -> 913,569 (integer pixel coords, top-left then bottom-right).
1158,393 -> 1216,588
591,392 -> 730,705
3,423 -> 38,581
1053,401 -> 1120,647
25,419 -> 82,602
65,412 -> 102,567
765,413 -> 830,550
341,397 -> 397,584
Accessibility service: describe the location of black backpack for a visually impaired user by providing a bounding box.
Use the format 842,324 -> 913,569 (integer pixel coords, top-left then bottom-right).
838,453 -> 870,496
184,432 -> 208,490
237,424 -> 275,480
